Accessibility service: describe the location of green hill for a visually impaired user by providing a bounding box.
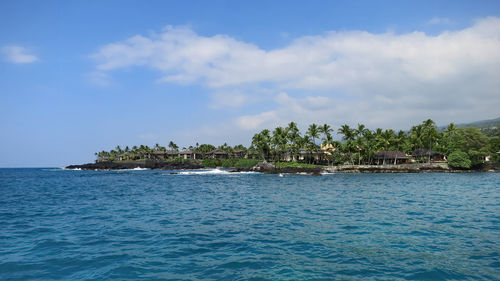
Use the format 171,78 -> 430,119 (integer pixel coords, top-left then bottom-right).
455,117 -> 500,136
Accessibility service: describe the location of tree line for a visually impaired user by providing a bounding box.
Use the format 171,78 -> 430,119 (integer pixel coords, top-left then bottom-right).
95,119 -> 500,169
251,119 -> 499,168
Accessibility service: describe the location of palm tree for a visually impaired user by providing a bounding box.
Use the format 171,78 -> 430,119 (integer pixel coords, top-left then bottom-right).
410,124 -> 424,151
445,123 -> 458,137
307,123 -> 320,146
109,149 -> 118,161
421,119 -> 440,163
286,122 -> 301,161
153,143 -> 161,151
383,129 -> 398,164
272,126 -> 288,162
354,124 -> 368,164
196,144 -> 216,158
168,141 -> 179,152
319,124 -> 333,145
338,124 -> 355,164
361,128 -> 375,164
338,124 -> 354,141
123,146 -> 131,160
252,129 -> 271,161
395,130 -> 409,153
219,142 -> 234,155
301,135 -> 314,163
233,144 -> 248,158
443,123 -> 459,155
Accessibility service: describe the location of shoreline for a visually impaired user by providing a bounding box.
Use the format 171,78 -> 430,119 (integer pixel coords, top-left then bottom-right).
66,161 -> 497,174
65,160 -> 203,171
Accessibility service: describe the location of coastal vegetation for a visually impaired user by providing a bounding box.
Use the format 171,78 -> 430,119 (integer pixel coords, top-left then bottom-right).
202,158 -> 260,168
448,151 -> 472,169
92,119 -> 500,170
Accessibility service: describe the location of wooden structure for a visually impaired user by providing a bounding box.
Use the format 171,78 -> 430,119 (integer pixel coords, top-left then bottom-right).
373,151 -> 408,165
412,149 -> 446,163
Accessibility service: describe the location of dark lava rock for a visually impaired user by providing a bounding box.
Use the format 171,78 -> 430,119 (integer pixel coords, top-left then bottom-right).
251,162 -> 276,172
66,160 -> 203,170
276,167 -> 323,176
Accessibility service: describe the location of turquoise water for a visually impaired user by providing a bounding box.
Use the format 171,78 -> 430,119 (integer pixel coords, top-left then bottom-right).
0,168 -> 499,280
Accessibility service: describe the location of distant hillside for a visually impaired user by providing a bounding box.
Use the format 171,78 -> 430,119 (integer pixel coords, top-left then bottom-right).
451,117 -> 500,136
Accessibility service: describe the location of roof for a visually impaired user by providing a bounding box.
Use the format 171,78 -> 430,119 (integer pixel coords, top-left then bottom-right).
298,149 -> 323,155
373,151 -> 408,159
152,150 -> 178,155
209,149 -> 228,155
412,148 -> 442,157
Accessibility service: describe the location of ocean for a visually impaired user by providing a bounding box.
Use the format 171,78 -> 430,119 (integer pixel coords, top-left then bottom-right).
0,168 -> 499,280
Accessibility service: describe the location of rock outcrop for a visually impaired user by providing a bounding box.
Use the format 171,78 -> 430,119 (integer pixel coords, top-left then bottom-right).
66,160 -> 203,170
251,162 -> 276,172
324,163 -> 455,173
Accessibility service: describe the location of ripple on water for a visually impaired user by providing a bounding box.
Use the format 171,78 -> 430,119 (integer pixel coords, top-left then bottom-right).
0,169 -> 498,280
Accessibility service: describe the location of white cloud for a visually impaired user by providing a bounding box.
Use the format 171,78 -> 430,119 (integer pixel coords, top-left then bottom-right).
93,18 -> 500,90
236,111 -> 277,130
2,45 -> 38,64
92,18 -> 500,132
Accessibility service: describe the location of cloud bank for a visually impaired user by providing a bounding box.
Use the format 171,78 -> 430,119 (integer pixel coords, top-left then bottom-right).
2,45 -> 38,64
92,17 -> 500,134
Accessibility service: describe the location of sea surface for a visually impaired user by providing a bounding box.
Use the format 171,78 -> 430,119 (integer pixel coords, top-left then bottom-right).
0,168 -> 499,280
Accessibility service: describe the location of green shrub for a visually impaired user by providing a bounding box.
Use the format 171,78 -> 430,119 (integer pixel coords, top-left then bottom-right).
173,157 -> 185,163
221,158 -> 237,167
448,151 -> 472,169
202,158 -> 220,168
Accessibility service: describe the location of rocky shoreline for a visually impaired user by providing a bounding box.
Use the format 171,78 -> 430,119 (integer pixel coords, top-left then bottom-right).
65,160 -> 203,170
234,162 -> 488,174
66,161 -> 496,174
326,163 -> 499,173
325,163 -> 454,173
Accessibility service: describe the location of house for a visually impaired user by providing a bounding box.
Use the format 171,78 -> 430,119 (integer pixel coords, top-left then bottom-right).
207,149 -> 229,159
151,150 -> 179,160
246,149 -> 260,159
412,149 -> 446,162
232,149 -> 246,159
282,149 -> 325,163
300,149 -> 324,162
179,149 -> 202,160
373,151 -> 408,165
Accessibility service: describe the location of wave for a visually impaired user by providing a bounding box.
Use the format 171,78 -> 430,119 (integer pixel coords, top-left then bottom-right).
116,167 -> 150,171
177,168 -> 230,175
174,169 -> 260,175
132,167 -> 149,170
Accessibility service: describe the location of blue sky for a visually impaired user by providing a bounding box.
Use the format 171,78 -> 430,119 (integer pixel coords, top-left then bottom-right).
1,0 -> 500,167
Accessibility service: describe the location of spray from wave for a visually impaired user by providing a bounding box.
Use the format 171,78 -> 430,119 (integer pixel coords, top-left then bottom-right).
174,169 -> 259,175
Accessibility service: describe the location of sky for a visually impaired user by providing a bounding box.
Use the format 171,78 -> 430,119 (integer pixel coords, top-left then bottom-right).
1,0 -> 500,167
